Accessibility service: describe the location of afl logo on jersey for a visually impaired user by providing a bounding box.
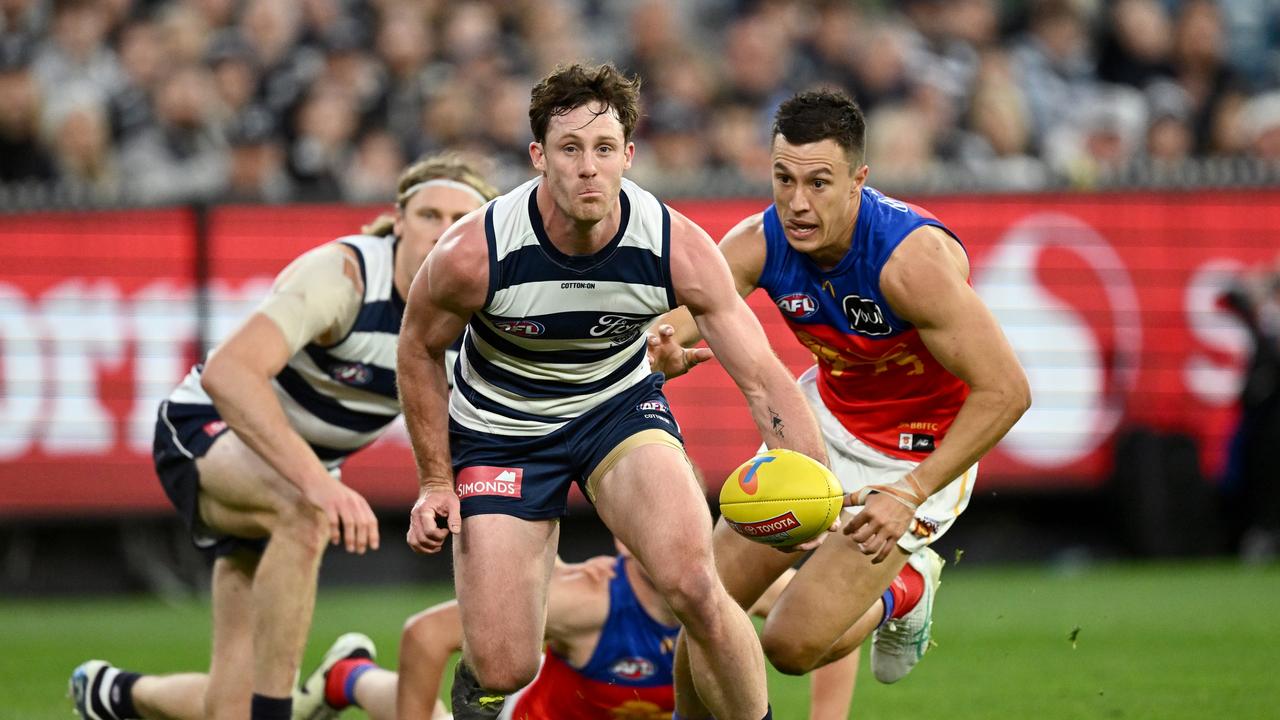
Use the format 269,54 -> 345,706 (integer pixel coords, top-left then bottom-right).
331,362 -> 373,386
842,295 -> 892,336
776,293 -> 818,319
611,657 -> 656,681
495,319 -> 545,337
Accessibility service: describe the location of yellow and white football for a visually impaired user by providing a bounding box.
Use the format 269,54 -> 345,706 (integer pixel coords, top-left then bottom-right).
718,449 -> 844,547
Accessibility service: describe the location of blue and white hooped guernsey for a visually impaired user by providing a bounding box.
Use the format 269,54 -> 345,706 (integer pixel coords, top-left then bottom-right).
451,176 -> 676,437
168,234 -> 404,465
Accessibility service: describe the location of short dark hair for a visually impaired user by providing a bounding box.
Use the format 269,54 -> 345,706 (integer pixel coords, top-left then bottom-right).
772,89 -> 866,163
528,63 -> 642,144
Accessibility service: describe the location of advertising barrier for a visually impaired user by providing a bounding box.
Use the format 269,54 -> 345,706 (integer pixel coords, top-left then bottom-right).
1,191 -> 1275,515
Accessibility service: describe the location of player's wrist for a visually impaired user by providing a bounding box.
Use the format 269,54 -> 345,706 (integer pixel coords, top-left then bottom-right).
419,476 -> 453,494
857,471 -> 927,511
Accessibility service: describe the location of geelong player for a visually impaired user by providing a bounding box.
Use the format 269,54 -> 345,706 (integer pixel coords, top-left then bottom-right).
292,545 -> 857,720
70,155 -> 498,720
651,89 -> 1031,717
396,63 -> 827,720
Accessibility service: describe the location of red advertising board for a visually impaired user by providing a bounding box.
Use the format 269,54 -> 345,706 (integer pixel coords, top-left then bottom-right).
0,191 -> 1275,516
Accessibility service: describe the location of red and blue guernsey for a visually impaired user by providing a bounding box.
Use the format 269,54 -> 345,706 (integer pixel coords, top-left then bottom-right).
508,557 -> 680,720
759,186 -> 970,461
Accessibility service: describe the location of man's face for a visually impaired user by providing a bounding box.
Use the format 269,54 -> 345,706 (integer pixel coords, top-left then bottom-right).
395,182 -> 484,278
770,135 -> 867,254
530,101 -> 634,224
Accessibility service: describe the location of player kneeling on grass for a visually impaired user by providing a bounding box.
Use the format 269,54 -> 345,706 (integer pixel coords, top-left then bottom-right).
648,88 -> 1031,718
292,542 -> 857,720
69,155 -> 498,720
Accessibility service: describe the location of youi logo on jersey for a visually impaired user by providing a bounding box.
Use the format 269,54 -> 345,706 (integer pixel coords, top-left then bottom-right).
775,293 -> 819,319
842,295 -> 892,336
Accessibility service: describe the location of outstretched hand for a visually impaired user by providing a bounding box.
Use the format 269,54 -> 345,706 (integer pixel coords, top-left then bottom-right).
646,324 -> 713,379
407,483 -> 459,554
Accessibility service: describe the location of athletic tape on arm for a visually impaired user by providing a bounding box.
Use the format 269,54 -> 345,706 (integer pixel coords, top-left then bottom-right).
256,244 -> 363,355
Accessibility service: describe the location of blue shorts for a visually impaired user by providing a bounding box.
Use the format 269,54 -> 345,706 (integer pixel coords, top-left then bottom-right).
450,373 -> 684,520
153,400 -> 268,557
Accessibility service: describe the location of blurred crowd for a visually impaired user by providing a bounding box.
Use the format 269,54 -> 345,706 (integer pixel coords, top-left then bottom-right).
2,0 -> 1280,206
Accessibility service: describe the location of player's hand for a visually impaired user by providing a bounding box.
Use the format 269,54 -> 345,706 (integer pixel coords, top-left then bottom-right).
407,481 -> 458,554
775,518 -> 841,554
843,492 -> 914,563
307,476 -> 380,554
646,324 -> 713,379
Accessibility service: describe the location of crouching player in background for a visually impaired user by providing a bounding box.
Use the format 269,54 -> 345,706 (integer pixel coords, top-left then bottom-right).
293,542 -> 857,720
650,89 -> 1031,718
69,155 -> 497,720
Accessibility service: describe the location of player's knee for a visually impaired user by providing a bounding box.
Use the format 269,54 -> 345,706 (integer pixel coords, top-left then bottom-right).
651,564 -> 720,624
471,654 -> 539,694
399,609 -> 434,657
273,497 -> 329,551
760,629 -> 821,676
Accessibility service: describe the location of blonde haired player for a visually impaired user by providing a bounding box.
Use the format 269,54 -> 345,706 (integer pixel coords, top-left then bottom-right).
70,155 -> 498,720
651,89 -> 1030,718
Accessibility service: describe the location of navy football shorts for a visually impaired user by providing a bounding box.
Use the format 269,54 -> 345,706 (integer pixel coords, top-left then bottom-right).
153,400 -> 268,557
450,373 -> 685,520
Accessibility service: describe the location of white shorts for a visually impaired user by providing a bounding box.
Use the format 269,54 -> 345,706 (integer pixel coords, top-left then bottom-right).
796,366 -> 976,554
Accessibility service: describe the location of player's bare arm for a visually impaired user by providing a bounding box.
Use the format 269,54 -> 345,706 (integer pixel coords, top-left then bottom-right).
846,225 -> 1031,559
200,243 -> 380,553
648,213 -> 768,378
541,557 -> 615,665
668,208 -> 828,464
398,212 -> 488,552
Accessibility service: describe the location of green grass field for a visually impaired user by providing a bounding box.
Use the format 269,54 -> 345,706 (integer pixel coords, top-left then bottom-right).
5,560 -> 1278,720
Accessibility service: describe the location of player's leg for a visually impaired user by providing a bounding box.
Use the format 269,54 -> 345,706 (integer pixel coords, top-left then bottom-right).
127,674 -> 209,720
195,431 -> 332,711
69,550 -> 258,720
397,605 -> 457,720
671,514 -> 799,719
759,526 -> 908,675
451,514 -> 558,711
594,441 -> 769,720
71,661 -> 207,720
199,550 -> 260,719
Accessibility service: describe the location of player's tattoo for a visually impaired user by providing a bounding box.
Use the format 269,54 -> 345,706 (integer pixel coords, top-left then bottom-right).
769,407 -> 785,438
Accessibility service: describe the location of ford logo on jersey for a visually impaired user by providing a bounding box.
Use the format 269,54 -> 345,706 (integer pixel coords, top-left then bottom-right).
494,319 -> 545,337
331,362 -> 373,385
589,314 -> 647,337
776,293 -> 818,319
611,656 -> 656,681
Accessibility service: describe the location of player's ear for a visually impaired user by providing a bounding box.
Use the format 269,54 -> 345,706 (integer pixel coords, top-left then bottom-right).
852,164 -> 869,194
530,141 -> 546,172
623,141 -> 635,170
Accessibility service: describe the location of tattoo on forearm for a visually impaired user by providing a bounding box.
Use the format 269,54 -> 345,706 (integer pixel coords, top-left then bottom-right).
769,407 -> 785,438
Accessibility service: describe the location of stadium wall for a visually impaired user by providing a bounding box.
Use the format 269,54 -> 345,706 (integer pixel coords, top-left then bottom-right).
1,191 -> 1276,518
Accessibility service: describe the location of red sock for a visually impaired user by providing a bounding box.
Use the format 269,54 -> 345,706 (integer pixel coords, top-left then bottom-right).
888,562 -> 925,619
324,658 -> 375,709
